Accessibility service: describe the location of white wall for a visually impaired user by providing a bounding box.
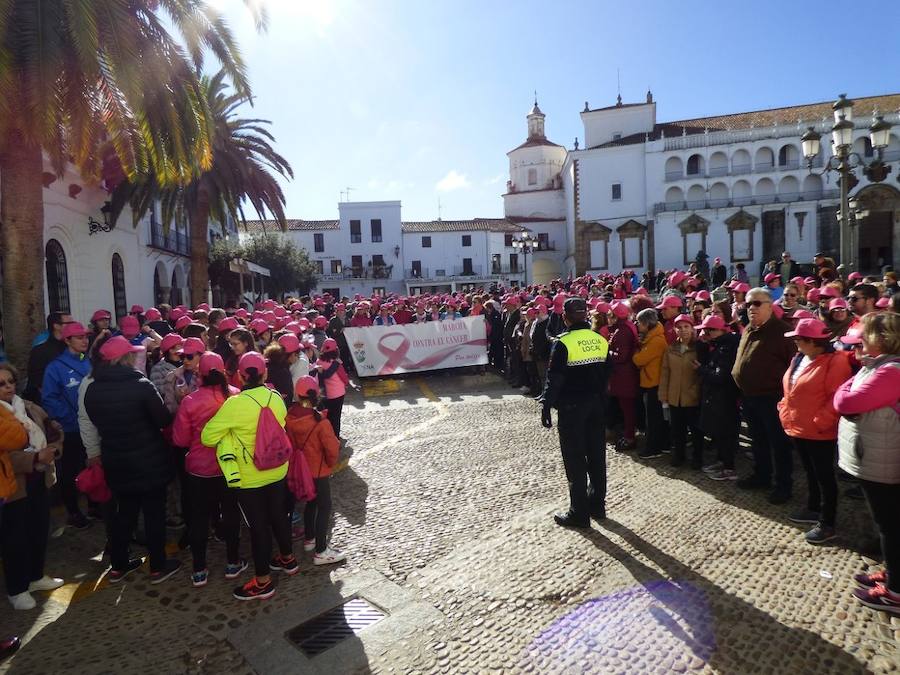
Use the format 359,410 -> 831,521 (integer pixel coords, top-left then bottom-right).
581,103 -> 655,149
575,145 -> 646,222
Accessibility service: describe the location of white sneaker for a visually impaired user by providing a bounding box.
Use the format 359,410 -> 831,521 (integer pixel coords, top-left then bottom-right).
303,539 -> 316,553
312,548 -> 347,566
9,591 -> 36,610
29,576 -> 64,592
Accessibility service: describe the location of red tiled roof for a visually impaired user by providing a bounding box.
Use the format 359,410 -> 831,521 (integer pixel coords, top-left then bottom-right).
588,93 -> 900,150
506,215 -> 566,223
243,219 -> 339,233
401,218 -> 527,233
508,137 -> 564,153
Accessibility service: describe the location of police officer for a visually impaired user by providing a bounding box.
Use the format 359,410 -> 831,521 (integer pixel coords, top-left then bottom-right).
540,297 -> 610,528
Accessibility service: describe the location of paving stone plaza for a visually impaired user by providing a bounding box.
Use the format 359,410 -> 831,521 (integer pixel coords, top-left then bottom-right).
0,372 -> 898,674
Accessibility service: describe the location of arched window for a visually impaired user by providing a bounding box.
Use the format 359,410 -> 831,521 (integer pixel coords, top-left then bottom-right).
863,137 -> 873,158
45,239 -> 70,314
170,269 -> 181,307
112,253 -> 127,321
686,154 -> 702,176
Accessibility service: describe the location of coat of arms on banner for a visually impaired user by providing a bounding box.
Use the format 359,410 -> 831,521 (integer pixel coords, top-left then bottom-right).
353,340 -> 366,364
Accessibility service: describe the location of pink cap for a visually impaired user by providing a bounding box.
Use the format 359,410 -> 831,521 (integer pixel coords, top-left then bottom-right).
727,280 -> 739,289
594,301 -> 610,314
119,315 -> 140,339
804,276 -> 818,286
62,322 -> 88,339
182,337 -> 206,356
129,304 -> 144,314
174,316 -> 192,331
249,319 -> 270,336
322,338 -> 338,353
170,308 -> 187,322
790,276 -> 806,286
791,309 -> 815,320
217,317 -> 240,332
694,290 -> 711,303
199,352 -> 225,377
144,308 -> 162,321
297,318 -> 311,331
159,333 -> 184,354
294,375 -> 319,399
91,309 -> 112,322
847,272 -> 863,281
699,315 -> 727,331
99,336 -> 142,361
238,351 -> 266,377
284,322 -> 302,335
839,327 -> 864,345
819,286 -> 840,299
196,303 -> 211,312
633,287 -> 649,296
668,271 -> 688,287
714,257 -> 721,263
733,283 -> 750,294
828,298 -> 849,311
806,289 -> 821,303
673,314 -> 694,326
610,301 -> 631,319
656,296 -> 684,310
234,308 -> 249,319
314,316 -> 328,329
278,334 -> 302,354
273,306 -> 288,318
876,297 -> 890,309
785,318 -> 831,339
526,307 -> 539,319
764,273 -> 781,284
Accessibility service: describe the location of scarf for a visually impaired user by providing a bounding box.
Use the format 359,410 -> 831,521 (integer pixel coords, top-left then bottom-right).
0,395 -> 47,451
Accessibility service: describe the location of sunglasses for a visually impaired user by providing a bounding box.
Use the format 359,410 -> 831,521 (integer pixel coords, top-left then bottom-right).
784,293 -> 798,297
847,296 -> 863,302
748,300 -> 770,307
183,352 -> 200,360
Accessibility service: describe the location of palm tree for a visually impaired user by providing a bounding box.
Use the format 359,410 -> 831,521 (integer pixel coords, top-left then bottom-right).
111,69 -> 293,305
0,0 -> 262,367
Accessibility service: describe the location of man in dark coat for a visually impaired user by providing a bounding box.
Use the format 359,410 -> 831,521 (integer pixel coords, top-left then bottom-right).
23,312 -> 70,405
84,336 -> 179,584
696,315 -> 740,477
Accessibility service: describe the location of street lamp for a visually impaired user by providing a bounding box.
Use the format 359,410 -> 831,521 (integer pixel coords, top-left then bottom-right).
511,232 -> 539,286
800,94 -> 893,273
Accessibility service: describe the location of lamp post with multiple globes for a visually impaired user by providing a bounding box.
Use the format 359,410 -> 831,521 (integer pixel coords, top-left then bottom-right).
512,232 -> 539,286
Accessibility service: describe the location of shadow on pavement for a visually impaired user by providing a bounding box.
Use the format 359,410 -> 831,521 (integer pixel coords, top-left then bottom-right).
332,465 -> 368,528
569,520 -> 868,673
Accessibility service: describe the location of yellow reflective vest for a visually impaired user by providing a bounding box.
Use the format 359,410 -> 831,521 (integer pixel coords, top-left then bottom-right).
558,329 -> 609,366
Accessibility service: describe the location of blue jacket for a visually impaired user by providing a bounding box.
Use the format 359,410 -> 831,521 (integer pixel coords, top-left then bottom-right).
42,350 -> 91,432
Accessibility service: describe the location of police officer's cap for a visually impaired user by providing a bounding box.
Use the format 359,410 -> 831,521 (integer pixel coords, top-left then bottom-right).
563,297 -> 587,316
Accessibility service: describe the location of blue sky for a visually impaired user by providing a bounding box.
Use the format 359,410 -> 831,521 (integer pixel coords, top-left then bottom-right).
210,0 -> 900,221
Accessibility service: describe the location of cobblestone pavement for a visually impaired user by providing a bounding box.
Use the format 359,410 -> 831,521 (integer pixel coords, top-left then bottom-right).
0,371 -> 898,674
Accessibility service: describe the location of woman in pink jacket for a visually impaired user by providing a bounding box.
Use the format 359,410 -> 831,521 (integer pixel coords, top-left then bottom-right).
778,319 -> 852,545
314,338 -> 351,438
172,352 -> 244,587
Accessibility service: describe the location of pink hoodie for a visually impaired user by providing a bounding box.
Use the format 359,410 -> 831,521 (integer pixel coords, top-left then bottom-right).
172,384 -> 240,477
315,359 -> 350,400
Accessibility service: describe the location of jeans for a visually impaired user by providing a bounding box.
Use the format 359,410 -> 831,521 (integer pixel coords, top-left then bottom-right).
860,480 -> 900,593
58,434 -> 87,516
322,396 -> 344,438
556,396 -> 607,519
0,477 -> 49,595
794,438 -> 838,526
188,475 -> 240,571
111,486 -> 167,573
741,395 -> 793,492
641,387 -> 669,453
303,477 -> 333,554
670,405 -> 703,463
237,479 -> 293,578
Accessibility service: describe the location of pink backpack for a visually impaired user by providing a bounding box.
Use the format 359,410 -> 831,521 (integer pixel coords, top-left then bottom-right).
245,392 -> 293,471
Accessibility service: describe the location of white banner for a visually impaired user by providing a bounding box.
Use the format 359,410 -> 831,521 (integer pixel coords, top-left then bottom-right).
344,316 -> 489,377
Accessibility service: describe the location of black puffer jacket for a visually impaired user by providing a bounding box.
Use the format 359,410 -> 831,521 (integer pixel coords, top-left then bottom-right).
84,364 -> 173,494
697,332 -> 741,438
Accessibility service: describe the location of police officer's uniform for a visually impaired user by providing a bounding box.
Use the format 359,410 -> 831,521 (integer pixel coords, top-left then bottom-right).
540,297 -> 610,527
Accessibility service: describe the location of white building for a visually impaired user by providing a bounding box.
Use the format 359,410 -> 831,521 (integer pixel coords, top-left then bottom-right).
563,91 -> 900,280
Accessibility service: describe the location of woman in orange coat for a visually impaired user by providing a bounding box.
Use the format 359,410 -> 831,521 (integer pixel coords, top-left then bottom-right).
285,376 -> 344,566
778,319 -> 852,545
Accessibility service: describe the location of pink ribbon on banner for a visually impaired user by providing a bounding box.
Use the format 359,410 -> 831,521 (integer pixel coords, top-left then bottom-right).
375,331 -> 487,375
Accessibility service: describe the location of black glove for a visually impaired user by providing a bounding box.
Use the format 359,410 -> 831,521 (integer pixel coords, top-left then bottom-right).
541,405 -> 553,429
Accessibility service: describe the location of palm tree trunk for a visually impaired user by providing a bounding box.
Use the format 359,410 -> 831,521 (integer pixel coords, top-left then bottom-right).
189,195 -> 211,307
0,131 -> 46,368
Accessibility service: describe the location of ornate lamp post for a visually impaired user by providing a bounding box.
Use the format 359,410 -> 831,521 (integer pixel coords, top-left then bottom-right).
512,232 -> 539,286
800,94 -> 893,272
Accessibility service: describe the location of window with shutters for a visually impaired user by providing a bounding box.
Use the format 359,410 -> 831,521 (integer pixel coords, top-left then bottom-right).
111,253 -> 127,321
45,239 -> 71,314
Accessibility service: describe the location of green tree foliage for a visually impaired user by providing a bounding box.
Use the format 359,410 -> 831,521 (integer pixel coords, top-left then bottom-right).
218,234 -> 317,300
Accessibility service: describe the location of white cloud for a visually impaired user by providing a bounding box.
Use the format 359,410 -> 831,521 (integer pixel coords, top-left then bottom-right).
436,170 -> 471,192
483,173 -> 505,185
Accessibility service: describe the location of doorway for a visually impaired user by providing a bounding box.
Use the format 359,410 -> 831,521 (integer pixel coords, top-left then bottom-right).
858,211 -> 893,274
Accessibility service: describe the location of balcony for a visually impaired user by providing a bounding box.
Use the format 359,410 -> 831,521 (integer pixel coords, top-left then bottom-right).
536,239 -> 556,251
707,166 -> 729,177
343,264 -> 393,279
778,159 -> 801,171
654,189 -> 840,213
404,265 -> 524,281
664,170 -> 684,181
148,222 -> 191,257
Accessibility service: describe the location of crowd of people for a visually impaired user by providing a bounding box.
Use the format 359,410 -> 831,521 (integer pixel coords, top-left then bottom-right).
0,250 -> 897,643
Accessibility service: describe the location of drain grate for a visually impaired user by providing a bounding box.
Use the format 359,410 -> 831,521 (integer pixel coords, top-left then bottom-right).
286,597 -> 386,656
